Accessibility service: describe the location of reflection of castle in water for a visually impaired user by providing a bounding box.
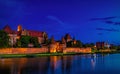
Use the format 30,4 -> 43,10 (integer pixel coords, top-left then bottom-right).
0,54 -> 108,74
0,56 -> 73,74
50,56 -> 73,74
0,57 -> 49,74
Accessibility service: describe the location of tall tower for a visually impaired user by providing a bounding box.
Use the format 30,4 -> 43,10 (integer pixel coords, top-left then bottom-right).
17,24 -> 22,32
64,33 -> 72,42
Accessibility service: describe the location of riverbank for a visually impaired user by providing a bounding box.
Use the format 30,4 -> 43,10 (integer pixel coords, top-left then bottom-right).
92,49 -> 120,53
0,48 -> 119,58
0,47 -> 92,54
0,51 -> 120,58
0,53 -> 77,58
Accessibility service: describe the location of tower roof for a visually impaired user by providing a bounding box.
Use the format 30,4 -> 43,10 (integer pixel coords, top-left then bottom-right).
27,30 -> 44,37
3,25 -> 13,34
65,33 -> 72,39
3,25 -> 12,31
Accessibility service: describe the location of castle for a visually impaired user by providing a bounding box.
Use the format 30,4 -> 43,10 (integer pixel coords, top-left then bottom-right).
3,25 -> 79,53
3,25 -> 47,46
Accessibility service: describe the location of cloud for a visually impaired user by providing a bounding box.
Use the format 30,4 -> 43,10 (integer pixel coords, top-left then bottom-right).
90,16 -> 117,21
96,28 -> 119,32
47,16 -> 65,25
105,21 -> 114,24
104,21 -> 120,26
90,16 -> 120,26
46,15 -> 82,38
46,15 -> 74,32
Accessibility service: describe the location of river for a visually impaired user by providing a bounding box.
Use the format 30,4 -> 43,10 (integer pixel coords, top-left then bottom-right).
0,54 -> 120,74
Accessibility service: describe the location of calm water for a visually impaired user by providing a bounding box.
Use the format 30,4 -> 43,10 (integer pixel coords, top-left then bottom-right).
0,54 -> 120,74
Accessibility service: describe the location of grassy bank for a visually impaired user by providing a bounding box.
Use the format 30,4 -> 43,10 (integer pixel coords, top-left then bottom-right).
0,50 -> 120,58
92,49 -> 120,54
0,53 -> 77,58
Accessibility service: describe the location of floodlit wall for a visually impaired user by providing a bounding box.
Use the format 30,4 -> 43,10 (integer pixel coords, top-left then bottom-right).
0,47 -> 92,54
0,48 -> 48,54
63,48 -> 92,53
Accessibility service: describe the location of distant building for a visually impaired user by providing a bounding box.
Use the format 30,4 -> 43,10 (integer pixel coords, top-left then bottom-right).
3,25 -> 48,46
96,42 -> 110,49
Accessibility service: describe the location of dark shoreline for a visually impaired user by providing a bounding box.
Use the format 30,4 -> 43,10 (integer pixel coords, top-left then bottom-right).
0,53 -> 76,58
0,51 -> 120,58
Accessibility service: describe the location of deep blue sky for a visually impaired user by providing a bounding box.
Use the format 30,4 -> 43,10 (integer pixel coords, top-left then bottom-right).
0,0 -> 120,44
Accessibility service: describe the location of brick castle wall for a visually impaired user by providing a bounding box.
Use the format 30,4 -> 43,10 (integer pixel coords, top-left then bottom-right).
0,47 -> 92,54
0,48 -> 48,54
63,48 -> 92,53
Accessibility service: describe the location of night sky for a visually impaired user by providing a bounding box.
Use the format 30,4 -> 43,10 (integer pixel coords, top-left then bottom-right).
0,0 -> 120,44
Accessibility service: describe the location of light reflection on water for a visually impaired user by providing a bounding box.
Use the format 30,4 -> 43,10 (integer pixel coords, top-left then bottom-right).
0,54 -> 120,74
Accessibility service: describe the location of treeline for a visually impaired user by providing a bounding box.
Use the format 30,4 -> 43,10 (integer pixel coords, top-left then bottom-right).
66,41 -> 95,48
16,36 -> 40,48
0,30 -> 40,48
0,30 -> 9,48
110,45 -> 120,50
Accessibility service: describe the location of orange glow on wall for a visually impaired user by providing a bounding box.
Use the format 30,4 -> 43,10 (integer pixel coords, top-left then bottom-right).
0,48 -> 48,54
17,25 -> 22,32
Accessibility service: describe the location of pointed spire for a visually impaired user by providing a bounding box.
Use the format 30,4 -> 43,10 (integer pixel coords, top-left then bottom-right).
61,37 -> 66,44
51,35 -> 55,44
64,33 -> 72,42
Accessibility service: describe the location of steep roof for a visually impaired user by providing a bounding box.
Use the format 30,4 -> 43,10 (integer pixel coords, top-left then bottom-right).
64,33 -> 72,40
3,25 -> 16,34
27,30 -> 44,37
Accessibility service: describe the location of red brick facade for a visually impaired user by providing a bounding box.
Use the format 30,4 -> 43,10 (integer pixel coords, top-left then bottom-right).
3,25 -> 47,45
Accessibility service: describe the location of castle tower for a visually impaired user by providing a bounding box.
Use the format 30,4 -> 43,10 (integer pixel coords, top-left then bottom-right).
64,33 -> 72,42
61,37 -> 66,44
17,24 -> 22,32
17,25 -> 22,39
51,36 -> 55,44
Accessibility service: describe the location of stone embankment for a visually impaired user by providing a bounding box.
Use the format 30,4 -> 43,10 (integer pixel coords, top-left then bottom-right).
63,48 -> 92,53
0,47 -> 92,54
0,48 -> 48,54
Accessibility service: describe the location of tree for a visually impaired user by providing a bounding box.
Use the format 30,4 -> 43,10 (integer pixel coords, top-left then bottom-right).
0,30 -> 9,48
18,36 -> 40,48
15,39 -> 21,47
83,43 -> 94,48
20,36 -> 31,47
30,37 -> 40,47
76,40 -> 83,48
66,41 -> 72,47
